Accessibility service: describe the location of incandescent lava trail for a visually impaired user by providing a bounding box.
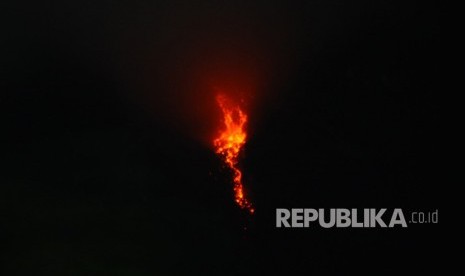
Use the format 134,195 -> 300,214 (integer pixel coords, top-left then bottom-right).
213,94 -> 254,214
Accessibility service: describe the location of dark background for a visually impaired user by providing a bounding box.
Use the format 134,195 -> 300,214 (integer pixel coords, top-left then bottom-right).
1,0 -> 443,275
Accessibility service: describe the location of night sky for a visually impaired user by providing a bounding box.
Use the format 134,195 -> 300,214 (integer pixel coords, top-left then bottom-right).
1,0 -> 443,274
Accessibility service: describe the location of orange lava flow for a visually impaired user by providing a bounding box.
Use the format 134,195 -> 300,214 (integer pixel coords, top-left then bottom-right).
213,95 -> 254,214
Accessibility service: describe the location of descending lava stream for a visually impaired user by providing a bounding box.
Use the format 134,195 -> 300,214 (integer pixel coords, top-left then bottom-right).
213,94 -> 254,214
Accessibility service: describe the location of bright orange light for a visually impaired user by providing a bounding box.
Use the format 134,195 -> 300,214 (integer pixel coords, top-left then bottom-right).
213,94 -> 254,214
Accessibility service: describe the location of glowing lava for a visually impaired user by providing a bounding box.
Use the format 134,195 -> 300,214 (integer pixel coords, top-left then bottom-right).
213,94 -> 254,214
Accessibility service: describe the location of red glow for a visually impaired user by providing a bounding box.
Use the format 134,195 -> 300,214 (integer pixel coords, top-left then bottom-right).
213,94 -> 254,214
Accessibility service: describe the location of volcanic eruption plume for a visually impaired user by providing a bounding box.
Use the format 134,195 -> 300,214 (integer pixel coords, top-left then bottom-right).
213,94 -> 254,214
